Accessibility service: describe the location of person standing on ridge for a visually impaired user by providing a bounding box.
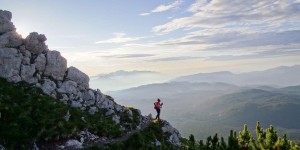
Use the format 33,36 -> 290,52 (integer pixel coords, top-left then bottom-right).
154,99 -> 163,121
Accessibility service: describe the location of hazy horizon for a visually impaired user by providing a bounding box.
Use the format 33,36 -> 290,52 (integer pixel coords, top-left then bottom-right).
2,0 -> 300,79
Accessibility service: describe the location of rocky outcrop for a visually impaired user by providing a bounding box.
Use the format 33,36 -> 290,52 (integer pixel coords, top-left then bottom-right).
0,31 -> 23,48
0,10 -> 15,34
44,50 -> 67,81
25,32 -> 47,55
66,66 -> 89,89
0,48 -> 22,82
0,9 -> 182,149
162,121 -> 182,146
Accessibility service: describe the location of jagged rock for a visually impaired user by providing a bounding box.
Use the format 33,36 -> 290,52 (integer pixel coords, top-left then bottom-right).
115,104 -> 123,112
22,56 -> 30,65
83,90 -> 95,101
154,139 -> 161,146
64,110 -> 71,122
40,79 -> 57,95
162,121 -> 181,146
0,48 -> 22,81
65,139 -> 82,149
20,64 -> 36,82
105,109 -> 114,116
44,50 -> 67,80
71,101 -> 82,108
34,53 -> 46,72
127,109 -> 133,117
8,75 -> 21,83
88,107 -> 98,115
60,94 -> 69,101
57,80 -> 78,95
25,32 -> 48,55
112,115 -> 120,124
97,97 -> 115,109
0,10 -> 15,34
0,31 -> 23,48
95,89 -> 103,101
168,133 -> 181,146
66,66 -> 89,89
79,130 -> 99,142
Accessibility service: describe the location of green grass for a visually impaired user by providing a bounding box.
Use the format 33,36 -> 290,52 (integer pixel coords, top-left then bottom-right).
0,78 -> 121,149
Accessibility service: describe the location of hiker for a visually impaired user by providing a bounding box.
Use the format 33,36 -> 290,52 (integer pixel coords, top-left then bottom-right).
154,99 -> 163,120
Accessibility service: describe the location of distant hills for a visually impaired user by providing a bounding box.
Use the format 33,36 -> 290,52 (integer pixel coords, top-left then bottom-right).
109,65 -> 300,140
173,65 -> 300,87
90,70 -> 169,92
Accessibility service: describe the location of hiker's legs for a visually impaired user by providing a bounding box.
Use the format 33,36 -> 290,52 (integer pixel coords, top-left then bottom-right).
155,108 -> 160,120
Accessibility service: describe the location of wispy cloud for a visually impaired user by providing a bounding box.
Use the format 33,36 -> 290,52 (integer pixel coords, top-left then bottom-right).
139,0 -> 183,16
153,0 -> 300,33
100,54 -> 155,59
150,56 -> 202,62
95,32 -> 143,44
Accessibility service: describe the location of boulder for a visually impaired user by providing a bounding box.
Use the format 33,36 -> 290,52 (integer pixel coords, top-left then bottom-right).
25,32 -> 48,55
20,64 -> 36,82
105,109 -> 114,116
57,80 -> 78,95
97,97 -> 115,109
71,101 -> 82,108
34,53 -> 46,72
44,50 -> 67,81
0,10 -> 15,34
161,121 -> 181,146
66,66 -> 89,89
83,90 -> 95,101
65,139 -> 82,149
0,48 -> 22,79
40,79 -> 57,95
88,107 -> 98,115
0,31 -> 23,48
112,115 -> 120,124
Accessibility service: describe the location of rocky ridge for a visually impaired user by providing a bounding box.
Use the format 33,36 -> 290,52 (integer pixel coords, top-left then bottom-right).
0,9 -> 181,148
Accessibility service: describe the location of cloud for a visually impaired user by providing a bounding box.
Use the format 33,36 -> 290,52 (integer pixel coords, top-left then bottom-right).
91,70 -> 160,79
188,0 -> 211,12
152,0 -> 300,33
207,48 -> 300,61
95,32 -> 143,44
100,54 -> 155,59
150,56 -> 202,62
139,13 -> 150,16
140,0 -> 183,16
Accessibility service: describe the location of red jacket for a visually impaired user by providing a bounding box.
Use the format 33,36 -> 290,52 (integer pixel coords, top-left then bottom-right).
154,102 -> 161,109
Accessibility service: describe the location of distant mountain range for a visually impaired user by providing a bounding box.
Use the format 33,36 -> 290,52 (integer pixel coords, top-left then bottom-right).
89,70 -> 169,92
173,65 -> 300,87
109,65 -> 300,140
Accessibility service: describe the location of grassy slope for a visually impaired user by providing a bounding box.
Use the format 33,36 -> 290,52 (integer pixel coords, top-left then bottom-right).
0,78 -> 121,149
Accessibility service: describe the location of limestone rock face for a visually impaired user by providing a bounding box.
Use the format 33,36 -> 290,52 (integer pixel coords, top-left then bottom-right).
25,32 -> 48,55
162,121 -> 181,146
44,50 -> 67,81
57,80 -> 78,95
20,64 -> 36,83
66,66 -> 89,89
0,31 -> 23,48
0,48 -> 22,82
34,53 -> 46,72
0,10 -> 15,34
40,79 -> 57,95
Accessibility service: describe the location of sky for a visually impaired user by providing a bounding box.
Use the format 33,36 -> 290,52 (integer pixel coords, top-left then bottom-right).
2,0 -> 300,78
